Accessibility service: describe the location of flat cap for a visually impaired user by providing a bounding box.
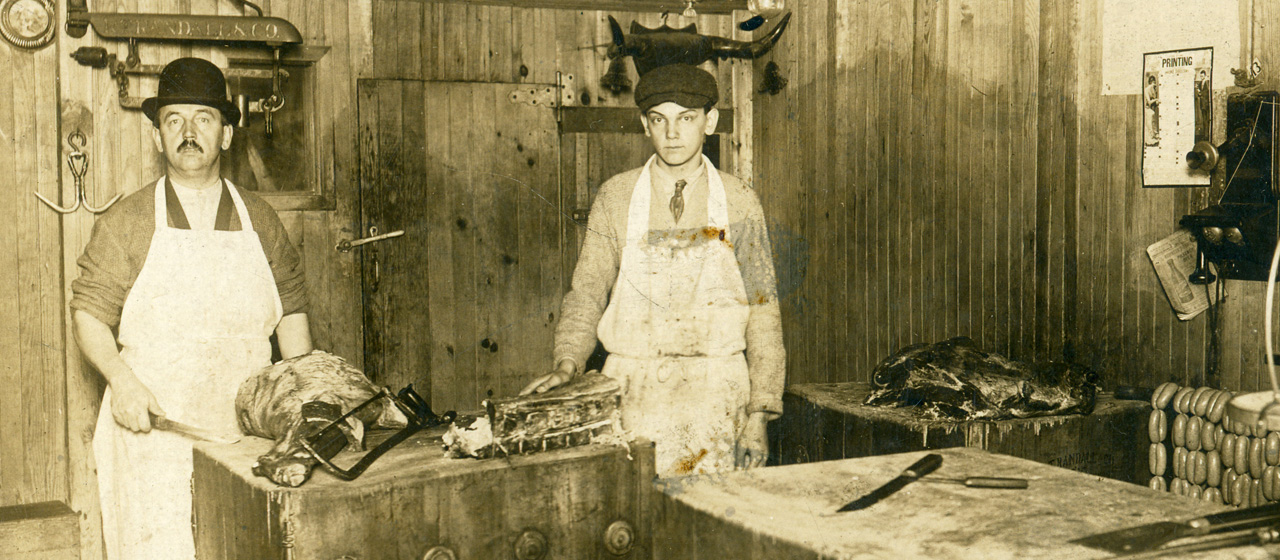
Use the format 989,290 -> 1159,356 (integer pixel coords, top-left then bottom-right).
634,64 -> 719,112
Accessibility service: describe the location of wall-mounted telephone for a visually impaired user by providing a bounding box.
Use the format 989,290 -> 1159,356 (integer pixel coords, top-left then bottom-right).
1180,91 -> 1280,282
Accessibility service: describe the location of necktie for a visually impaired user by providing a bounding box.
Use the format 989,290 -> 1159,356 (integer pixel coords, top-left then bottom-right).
670,179 -> 686,223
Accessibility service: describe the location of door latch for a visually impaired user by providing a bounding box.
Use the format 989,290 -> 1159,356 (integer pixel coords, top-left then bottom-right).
336,226 -> 404,253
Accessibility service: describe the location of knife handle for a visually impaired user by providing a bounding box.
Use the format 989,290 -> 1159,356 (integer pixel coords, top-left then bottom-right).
904,453 -> 944,478
963,477 -> 1029,489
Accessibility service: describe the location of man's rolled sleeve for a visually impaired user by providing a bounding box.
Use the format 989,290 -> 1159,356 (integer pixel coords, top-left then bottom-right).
553,189 -> 623,373
69,215 -> 132,328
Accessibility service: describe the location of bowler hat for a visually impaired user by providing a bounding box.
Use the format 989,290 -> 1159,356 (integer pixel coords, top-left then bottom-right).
142,58 -> 240,126
634,63 -> 719,112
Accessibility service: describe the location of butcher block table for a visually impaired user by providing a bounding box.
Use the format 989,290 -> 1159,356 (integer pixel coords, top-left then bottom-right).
651,447 -> 1277,559
773,382 -> 1149,483
192,429 -> 654,560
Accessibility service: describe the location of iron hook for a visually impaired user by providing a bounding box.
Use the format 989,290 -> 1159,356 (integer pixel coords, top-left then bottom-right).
33,132 -> 87,213
67,130 -> 120,214
33,191 -> 81,214
35,131 -> 120,214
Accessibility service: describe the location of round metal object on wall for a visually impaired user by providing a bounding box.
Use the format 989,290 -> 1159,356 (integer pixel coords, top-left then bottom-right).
422,546 -> 458,560
604,520 -> 636,556
514,529 -> 548,560
0,0 -> 55,49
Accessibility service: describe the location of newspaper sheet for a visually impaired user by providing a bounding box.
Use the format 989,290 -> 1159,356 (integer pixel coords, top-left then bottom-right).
1147,229 -> 1223,321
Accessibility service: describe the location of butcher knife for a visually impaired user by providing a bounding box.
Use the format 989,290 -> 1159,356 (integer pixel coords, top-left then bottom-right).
837,453 -> 943,512
917,476 -> 1029,489
1070,501 -> 1280,554
151,415 -> 242,444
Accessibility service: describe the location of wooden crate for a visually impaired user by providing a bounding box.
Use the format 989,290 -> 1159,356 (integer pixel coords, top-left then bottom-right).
652,447 -> 1261,559
770,383 -> 1149,484
193,430 -> 654,559
0,501 -> 80,560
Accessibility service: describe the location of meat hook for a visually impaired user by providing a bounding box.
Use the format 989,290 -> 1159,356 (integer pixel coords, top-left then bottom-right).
34,131 -> 121,214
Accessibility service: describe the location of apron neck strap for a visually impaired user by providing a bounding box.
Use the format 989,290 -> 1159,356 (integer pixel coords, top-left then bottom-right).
155,177 -> 254,232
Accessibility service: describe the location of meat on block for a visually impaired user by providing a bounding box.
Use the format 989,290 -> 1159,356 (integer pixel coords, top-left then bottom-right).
444,372 -> 624,458
235,350 -> 407,487
863,337 -> 1099,421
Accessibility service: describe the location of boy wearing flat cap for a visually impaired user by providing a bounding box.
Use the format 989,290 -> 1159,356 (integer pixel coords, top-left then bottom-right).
71,57 -> 312,559
523,63 -> 785,477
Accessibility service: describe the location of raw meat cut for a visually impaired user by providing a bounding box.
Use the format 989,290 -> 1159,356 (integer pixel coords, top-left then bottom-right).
235,350 -> 407,487
443,372 -> 625,458
863,337 -> 1099,420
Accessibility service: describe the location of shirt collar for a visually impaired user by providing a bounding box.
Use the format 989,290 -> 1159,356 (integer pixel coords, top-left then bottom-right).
650,160 -> 707,194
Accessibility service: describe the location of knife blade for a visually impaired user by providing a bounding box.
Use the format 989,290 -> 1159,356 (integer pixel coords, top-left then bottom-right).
151,415 -> 242,444
837,453 -> 943,512
1070,501 -> 1280,554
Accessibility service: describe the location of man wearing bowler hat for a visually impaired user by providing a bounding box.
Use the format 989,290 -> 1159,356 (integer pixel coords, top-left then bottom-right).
71,57 -> 313,559
522,63 -> 785,477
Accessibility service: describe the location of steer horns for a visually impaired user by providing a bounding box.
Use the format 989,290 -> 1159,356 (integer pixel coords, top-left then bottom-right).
606,13 -> 792,78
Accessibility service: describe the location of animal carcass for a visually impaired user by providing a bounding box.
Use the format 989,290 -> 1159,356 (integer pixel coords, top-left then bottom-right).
235,351 -> 408,487
863,337 -> 1099,421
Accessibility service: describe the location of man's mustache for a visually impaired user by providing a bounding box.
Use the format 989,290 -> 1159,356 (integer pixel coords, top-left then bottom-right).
178,139 -> 203,153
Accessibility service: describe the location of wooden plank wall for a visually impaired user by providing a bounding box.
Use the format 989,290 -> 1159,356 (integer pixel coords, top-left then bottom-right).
755,0 -> 1052,386
1071,0 -> 1270,395
1070,0 -> 1210,391
0,14 -> 67,511
759,0 -> 1280,398
364,0 -> 750,398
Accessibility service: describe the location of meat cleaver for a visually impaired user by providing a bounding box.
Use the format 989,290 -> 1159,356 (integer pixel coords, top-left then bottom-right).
151,414 -> 242,444
1071,501 -> 1280,553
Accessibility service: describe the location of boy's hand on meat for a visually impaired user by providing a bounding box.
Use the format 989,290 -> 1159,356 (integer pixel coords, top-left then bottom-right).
735,411 -> 769,469
111,373 -> 165,433
519,360 -> 576,395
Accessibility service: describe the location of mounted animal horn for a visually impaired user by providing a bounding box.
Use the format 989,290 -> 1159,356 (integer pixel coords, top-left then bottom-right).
606,12 -> 792,77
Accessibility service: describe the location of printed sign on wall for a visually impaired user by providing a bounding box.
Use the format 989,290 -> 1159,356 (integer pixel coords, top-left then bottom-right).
1142,47 -> 1213,188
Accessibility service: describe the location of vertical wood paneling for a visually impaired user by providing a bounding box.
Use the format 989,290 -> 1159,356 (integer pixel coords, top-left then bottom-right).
472,84 -> 500,401
757,0 -> 1050,386
1071,0 -> 1275,396
1,21 -> 68,513
758,0 -> 1280,394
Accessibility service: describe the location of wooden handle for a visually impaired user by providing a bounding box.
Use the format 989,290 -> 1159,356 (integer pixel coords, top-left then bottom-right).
963,477 -> 1029,489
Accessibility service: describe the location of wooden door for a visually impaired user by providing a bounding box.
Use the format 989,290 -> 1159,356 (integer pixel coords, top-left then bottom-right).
358,80 -> 561,412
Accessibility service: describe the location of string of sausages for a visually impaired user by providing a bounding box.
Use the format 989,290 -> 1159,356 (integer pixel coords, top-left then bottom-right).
1148,383 -> 1280,507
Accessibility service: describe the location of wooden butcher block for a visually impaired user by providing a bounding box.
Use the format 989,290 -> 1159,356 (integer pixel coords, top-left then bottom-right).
192,428 -> 654,560
773,383 -> 1149,483
651,447 -> 1278,560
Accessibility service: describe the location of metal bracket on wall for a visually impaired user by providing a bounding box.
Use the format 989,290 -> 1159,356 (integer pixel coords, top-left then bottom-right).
509,85 -> 563,108
65,0 -> 303,45
509,73 -> 576,110
64,0 -> 315,137
70,46 -> 288,110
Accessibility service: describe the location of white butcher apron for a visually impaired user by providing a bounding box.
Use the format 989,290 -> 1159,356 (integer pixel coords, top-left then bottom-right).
94,178 -> 282,560
597,155 -> 751,477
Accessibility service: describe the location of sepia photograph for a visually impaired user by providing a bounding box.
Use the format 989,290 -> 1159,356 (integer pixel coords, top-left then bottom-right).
5,0 -> 1280,559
